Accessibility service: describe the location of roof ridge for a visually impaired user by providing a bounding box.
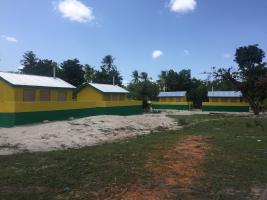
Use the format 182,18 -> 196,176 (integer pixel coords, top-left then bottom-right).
0,71 -> 58,79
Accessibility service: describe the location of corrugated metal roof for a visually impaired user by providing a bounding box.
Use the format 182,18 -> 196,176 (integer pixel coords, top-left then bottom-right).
0,72 -> 76,89
208,91 -> 242,97
89,83 -> 129,93
158,91 -> 186,97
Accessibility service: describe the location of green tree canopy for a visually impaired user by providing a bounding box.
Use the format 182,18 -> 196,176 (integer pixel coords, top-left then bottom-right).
60,59 -> 85,87
94,55 -> 123,86
84,64 -> 95,83
128,71 -> 159,101
131,70 -> 140,83
20,51 -> 59,77
214,44 -> 267,115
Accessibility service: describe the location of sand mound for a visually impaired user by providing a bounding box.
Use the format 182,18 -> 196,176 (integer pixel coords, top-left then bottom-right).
0,113 -> 179,155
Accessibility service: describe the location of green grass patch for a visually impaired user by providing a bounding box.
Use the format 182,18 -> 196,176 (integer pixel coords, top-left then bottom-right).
0,114 -> 267,199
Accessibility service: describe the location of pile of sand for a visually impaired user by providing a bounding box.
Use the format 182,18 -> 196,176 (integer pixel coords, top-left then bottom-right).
0,113 -> 179,155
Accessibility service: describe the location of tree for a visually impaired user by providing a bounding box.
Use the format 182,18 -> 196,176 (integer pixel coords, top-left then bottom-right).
20,51 -> 39,74
214,45 -> 267,115
35,59 -> 58,77
20,51 -> 59,77
94,55 -> 123,86
127,81 -> 159,101
84,64 -> 95,83
140,72 -> 148,81
157,71 -> 167,91
131,70 -> 140,83
157,69 -> 210,108
128,71 -> 159,101
60,59 -> 85,87
187,79 -> 209,108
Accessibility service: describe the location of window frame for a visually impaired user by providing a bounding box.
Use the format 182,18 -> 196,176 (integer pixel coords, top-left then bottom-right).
23,88 -> 35,102
40,89 -> 51,101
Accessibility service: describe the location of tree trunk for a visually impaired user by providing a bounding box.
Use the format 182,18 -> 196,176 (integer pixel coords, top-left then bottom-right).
249,100 -> 260,115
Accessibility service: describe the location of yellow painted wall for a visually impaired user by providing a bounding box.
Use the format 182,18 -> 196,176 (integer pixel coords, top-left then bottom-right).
77,85 -> 142,108
77,86 -> 103,102
13,88 -> 73,102
98,100 -> 142,107
202,102 -> 249,106
0,79 -> 15,102
14,101 -> 96,113
0,80 -> 16,112
209,97 -> 241,103
1,82 -> 142,113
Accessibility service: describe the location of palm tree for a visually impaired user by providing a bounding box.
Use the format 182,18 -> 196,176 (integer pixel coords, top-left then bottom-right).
84,64 -> 95,83
132,70 -> 140,83
158,70 -> 167,91
140,72 -> 148,81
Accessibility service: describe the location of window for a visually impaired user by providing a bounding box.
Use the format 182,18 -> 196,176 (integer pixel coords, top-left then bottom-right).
111,94 -> 119,101
104,94 -> 111,101
119,94 -> 125,101
58,91 -> 67,101
23,89 -> 35,102
40,89 -> 50,101
176,97 -> 181,102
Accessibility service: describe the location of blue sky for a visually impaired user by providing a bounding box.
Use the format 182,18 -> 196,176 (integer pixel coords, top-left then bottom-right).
0,0 -> 266,82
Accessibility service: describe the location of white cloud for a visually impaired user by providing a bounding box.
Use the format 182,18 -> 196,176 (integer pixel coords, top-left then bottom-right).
169,0 -> 197,13
223,53 -> 232,59
183,49 -> 190,56
1,35 -> 18,43
152,50 -> 163,59
55,0 -> 95,23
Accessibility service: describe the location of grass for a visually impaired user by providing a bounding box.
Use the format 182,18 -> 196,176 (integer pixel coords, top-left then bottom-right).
0,114 -> 267,199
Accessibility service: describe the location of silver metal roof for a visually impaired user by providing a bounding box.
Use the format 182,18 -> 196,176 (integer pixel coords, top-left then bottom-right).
89,83 -> 129,93
158,91 -> 186,97
0,72 -> 76,89
208,91 -> 242,97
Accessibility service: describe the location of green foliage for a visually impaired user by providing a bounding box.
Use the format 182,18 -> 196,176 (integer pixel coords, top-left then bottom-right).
60,59 -> 85,87
20,51 -> 58,77
20,51 -> 39,73
131,70 -> 140,83
19,52 -> 124,88
214,44 -> 267,115
157,69 -> 210,108
127,72 -> 159,101
94,55 -> 123,86
83,64 -> 95,83
187,79 -> 209,108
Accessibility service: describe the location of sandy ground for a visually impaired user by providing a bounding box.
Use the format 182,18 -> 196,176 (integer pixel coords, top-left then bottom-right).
0,112 -> 181,155
0,110 -> 255,155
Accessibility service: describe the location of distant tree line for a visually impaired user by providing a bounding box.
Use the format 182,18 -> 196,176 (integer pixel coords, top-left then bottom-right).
19,44 -> 267,114
20,51 -> 122,87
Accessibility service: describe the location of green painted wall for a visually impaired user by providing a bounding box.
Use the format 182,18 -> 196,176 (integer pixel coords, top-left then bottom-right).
0,113 -> 15,127
152,104 -> 189,110
202,105 -> 249,112
0,105 -> 143,127
97,105 -> 143,116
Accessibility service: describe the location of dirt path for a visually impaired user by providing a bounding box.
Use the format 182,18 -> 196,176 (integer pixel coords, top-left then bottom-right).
105,136 -> 211,200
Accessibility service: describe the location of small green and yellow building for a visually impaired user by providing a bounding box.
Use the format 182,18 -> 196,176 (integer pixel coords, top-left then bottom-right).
202,91 -> 250,112
77,83 -> 142,115
0,72 -> 142,127
152,91 -> 192,110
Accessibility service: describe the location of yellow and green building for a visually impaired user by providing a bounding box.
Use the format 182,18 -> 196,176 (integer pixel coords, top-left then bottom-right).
152,91 -> 192,110
0,72 -> 142,127
76,83 -> 142,115
202,91 -> 250,112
